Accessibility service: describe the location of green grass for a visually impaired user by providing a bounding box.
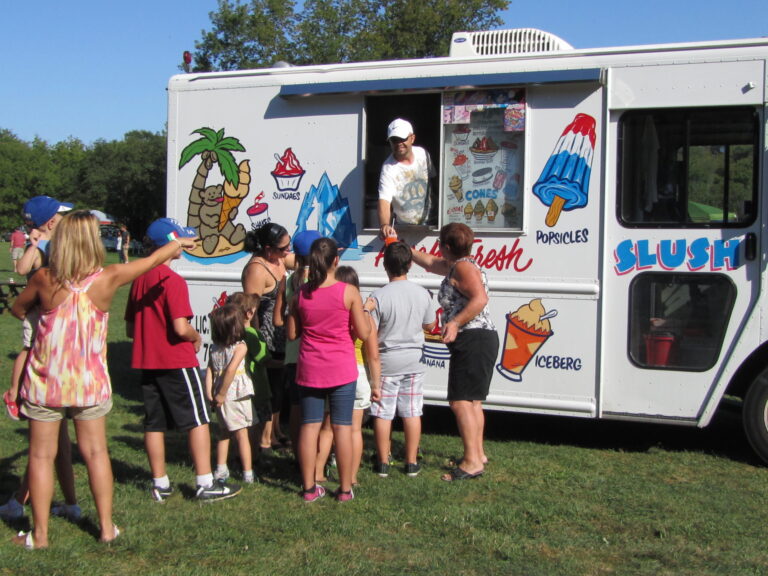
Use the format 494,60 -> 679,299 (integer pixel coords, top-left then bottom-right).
1,242 -> 767,575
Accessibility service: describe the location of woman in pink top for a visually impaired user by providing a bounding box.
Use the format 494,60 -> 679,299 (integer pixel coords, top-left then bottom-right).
11,211 -> 197,549
287,237 -> 370,502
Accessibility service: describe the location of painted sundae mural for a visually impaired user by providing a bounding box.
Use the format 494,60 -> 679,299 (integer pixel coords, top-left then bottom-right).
496,299 -> 557,382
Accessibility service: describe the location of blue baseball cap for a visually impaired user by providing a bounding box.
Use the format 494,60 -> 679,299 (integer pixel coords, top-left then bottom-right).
146,218 -> 197,247
23,196 -> 74,228
292,230 -> 322,256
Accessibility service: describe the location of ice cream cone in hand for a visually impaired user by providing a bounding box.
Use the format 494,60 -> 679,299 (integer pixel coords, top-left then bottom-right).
219,160 -> 251,230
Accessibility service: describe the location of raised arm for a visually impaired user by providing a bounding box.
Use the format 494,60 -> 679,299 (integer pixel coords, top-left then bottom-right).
410,247 -> 450,276
106,237 -> 198,288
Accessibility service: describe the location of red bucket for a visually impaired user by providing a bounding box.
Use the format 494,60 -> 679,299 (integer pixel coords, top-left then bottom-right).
644,332 -> 675,367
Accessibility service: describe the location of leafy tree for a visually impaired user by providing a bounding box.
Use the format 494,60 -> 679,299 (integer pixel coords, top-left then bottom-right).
190,0 -> 510,70
193,0 -> 298,71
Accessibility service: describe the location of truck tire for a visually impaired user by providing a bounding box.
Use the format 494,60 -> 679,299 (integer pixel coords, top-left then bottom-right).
743,367 -> 768,464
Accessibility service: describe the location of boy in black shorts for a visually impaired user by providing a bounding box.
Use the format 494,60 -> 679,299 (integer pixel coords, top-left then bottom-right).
125,218 -> 240,502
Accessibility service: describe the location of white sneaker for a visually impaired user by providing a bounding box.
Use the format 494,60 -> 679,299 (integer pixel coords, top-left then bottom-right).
0,496 -> 24,520
51,502 -> 82,521
213,468 -> 230,482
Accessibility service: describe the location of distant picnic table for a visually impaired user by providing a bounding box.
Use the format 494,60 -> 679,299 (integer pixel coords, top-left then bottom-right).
0,281 -> 26,314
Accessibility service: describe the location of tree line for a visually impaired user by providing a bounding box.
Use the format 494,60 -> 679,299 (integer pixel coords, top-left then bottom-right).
0,129 -> 166,237
191,0 -> 510,71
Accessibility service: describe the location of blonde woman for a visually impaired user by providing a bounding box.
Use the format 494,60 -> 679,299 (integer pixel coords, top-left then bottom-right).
11,211 -> 197,549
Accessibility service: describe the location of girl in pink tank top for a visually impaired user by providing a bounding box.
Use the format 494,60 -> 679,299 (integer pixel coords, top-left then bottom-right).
287,237 -> 371,503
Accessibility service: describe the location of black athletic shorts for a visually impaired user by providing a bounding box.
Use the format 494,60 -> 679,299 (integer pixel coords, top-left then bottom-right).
446,329 -> 499,402
142,368 -> 211,432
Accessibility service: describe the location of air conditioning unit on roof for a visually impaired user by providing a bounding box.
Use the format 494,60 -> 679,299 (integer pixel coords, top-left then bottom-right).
450,28 -> 573,57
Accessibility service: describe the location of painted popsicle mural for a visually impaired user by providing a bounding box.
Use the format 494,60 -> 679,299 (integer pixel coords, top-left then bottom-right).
533,114 -> 596,227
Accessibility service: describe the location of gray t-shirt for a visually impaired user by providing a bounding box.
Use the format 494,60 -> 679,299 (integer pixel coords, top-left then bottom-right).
370,280 -> 436,376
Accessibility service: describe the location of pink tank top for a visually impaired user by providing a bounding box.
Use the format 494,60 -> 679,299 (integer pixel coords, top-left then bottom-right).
22,269 -> 111,407
296,281 -> 357,388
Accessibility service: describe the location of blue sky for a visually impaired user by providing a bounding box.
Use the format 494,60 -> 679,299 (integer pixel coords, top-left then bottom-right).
2,0 -> 765,145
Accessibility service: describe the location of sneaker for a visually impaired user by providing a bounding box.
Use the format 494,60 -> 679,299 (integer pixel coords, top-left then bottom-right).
405,462 -> 422,477
50,502 -> 82,521
374,462 -> 390,478
334,489 -> 354,503
196,481 -> 241,502
150,484 -> 174,502
301,484 -> 326,503
3,391 -> 20,421
0,496 -> 24,520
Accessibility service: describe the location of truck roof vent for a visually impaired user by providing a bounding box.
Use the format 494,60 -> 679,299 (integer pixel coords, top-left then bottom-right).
450,28 -> 573,57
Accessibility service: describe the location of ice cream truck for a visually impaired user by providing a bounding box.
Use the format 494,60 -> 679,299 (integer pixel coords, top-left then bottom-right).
166,28 -> 768,462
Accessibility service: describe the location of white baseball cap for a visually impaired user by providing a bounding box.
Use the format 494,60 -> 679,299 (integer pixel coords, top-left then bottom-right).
387,118 -> 413,141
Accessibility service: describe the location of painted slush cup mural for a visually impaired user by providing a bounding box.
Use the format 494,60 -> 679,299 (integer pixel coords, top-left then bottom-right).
496,299 -> 557,382
533,114 -> 596,227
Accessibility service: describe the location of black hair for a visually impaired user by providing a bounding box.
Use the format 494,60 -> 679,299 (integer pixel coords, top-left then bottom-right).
209,304 -> 245,347
335,265 -> 359,289
244,222 -> 289,254
306,237 -> 338,295
382,242 -> 411,277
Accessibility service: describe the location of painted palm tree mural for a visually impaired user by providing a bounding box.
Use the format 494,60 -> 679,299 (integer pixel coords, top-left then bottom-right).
179,128 -> 249,256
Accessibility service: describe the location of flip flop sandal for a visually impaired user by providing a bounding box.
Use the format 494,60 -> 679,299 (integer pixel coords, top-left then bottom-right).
100,524 -> 121,543
447,456 -> 489,468
13,531 -> 35,549
441,467 -> 484,482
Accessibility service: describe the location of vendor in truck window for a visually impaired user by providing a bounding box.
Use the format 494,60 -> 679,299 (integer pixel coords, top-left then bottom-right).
378,118 -> 436,238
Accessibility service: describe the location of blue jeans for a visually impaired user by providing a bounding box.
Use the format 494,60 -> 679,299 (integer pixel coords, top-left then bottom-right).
299,382 -> 356,426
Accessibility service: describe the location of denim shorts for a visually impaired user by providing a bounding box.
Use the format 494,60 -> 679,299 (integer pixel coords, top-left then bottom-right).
299,381 -> 356,426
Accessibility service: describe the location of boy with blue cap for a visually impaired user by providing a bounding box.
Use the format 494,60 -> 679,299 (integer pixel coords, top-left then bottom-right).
125,218 -> 241,502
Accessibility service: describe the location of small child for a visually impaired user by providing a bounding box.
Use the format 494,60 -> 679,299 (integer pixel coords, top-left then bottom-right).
206,304 -> 255,484
226,292 -> 272,455
335,266 -> 381,486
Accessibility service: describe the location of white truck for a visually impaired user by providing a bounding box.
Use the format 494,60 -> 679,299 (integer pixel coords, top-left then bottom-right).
166,28 -> 768,462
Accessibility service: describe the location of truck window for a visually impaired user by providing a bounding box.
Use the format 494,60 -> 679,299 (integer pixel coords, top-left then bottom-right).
441,89 -> 525,230
628,272 -> 736,371
618,107 -> 758,227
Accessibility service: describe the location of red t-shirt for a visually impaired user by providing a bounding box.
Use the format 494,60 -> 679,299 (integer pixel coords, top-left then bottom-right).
10,230 -> 26,249
125,265 -> 198,370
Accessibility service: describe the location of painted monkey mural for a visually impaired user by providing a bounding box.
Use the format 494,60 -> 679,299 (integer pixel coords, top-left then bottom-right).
179,128 -> 248,256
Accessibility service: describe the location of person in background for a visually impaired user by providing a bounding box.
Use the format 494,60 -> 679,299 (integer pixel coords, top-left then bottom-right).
365,241 -> 436,478
410,223 -> 498,481
287,237 -> 371,502
125,218 -> 241,503
119,224 -> 130,263
241,223 -> 295,453
1,196 -> 79,524
378,118 -> 436,239
273,230 -> 322,458
10,227 -> 26,274
10,211 -> 195,549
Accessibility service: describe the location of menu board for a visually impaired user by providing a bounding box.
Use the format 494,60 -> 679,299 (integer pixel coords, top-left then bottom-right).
441,90 -> 525,230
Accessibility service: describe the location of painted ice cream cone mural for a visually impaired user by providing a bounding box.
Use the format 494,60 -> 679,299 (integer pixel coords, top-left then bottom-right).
533,114 -> 596,227
219,160 -> 250,229
271,148 -> 305,191
178,127 -> 248,257
497,299 -> 558,382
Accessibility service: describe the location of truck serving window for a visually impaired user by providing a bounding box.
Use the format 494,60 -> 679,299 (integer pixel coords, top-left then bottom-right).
628,272 -> 735,371
618,107 -> 758,227
441,89 -> 525,230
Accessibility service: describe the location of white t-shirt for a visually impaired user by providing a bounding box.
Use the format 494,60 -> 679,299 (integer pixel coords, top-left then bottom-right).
378,146 -> 432,225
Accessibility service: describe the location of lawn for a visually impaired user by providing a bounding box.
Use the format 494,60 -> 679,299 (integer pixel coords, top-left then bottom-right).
0,242 -> 767,575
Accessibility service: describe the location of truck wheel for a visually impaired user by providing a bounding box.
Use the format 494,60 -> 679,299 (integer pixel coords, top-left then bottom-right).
743,367 -> 768,464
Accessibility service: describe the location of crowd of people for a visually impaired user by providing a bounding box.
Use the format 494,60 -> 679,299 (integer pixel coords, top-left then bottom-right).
2,117 -> 499,549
